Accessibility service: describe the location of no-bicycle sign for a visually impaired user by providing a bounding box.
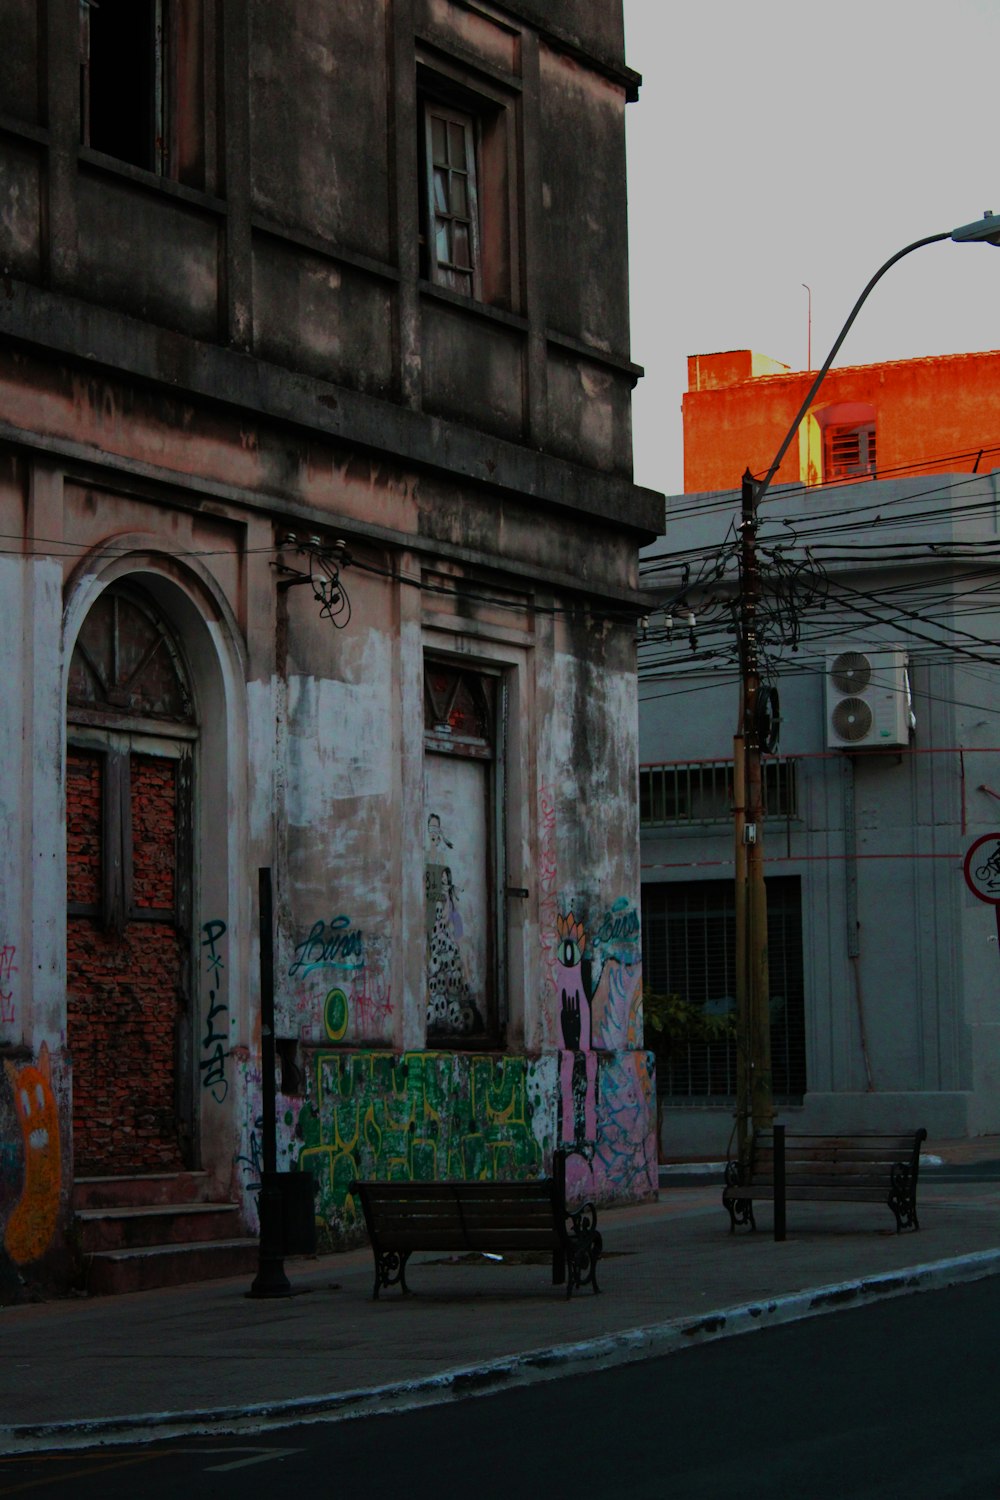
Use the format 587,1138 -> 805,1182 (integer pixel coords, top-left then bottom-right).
963,833 -> 1000,905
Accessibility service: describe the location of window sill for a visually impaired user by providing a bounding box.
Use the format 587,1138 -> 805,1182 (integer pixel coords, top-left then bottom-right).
418,278 -> 528,333
77,146 -> 227,217
251,214 -> 402,286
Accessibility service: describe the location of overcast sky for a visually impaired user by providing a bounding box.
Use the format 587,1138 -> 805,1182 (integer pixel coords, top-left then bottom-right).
623,0 -> 1000,498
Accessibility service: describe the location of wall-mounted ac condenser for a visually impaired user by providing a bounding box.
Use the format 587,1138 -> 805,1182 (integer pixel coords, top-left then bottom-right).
825,648 -> 910,750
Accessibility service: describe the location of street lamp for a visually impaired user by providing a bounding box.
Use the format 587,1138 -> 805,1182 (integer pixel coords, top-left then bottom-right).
735,212 -> 1000,1159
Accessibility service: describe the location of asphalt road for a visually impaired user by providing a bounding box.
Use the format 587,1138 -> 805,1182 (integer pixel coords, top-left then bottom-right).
2,1276 -> 998,1498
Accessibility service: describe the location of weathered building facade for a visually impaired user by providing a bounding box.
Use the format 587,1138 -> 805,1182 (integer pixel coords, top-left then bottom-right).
0,0 -> 660,1293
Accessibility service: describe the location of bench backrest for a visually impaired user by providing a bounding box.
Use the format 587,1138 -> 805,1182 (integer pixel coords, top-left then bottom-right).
749,1130 -> 925,1188
350,1178 -> 565,1253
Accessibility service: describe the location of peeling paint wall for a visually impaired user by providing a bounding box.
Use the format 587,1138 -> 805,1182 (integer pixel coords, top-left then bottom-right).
0,0 -> 656,1294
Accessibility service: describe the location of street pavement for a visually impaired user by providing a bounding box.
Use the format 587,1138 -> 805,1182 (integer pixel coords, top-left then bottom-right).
1,1139 -> 998,1455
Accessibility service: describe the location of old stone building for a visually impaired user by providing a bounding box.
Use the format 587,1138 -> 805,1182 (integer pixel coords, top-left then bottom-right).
0,0 -> 660,1293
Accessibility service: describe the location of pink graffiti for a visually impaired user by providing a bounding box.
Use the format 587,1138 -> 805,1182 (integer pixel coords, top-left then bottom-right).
538,787 -> 559,1007
556,912 -> 597,1146
348,966 -> 393,1036
0,944 -> 16,1025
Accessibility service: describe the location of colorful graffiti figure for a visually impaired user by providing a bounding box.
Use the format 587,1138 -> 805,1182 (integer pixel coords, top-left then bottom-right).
556,911 -> 598,1151
425,813 -> 483,1036
3,1042 -> 60,1265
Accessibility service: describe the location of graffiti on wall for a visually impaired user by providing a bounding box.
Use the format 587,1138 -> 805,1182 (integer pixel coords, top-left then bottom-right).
566,1049 -> 656,1202
2,1043 -> 60,1265
538,787 -> 559,1007
425,813 -> 484,1036
296,1050 -> 550,1233
231,1054 -> 297,1235
0,944 -> 16,1025
200,919 -> 229,1103
551,900 -> 652,1198
289,917 -> 366,978
288,917 -> 392,1044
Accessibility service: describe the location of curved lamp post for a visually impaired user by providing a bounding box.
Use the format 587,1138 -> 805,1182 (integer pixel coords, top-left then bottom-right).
736,212 -> 1000,1155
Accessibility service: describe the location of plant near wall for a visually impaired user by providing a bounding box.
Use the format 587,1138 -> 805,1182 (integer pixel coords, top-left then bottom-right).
643,987 -> 738,1163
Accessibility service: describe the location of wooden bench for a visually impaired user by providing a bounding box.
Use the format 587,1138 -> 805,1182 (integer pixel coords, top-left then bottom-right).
723,1126 -> 927,1239
349,1151 -> 602,1300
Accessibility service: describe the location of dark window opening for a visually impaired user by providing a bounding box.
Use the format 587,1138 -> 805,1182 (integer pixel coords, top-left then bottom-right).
81,0 -> 164,174
641,877 -> 806,1104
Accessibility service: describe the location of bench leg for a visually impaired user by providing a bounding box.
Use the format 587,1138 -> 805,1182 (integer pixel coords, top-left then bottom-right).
724,1195 -> 756,1233
566,1232 -> 602,1298
552,1249 -> 566,1286
373,1248 -> 411,1299
888,1164 -> 920,1232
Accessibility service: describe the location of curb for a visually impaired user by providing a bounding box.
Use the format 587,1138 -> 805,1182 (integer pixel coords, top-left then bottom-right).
3,1246 -> 999,1455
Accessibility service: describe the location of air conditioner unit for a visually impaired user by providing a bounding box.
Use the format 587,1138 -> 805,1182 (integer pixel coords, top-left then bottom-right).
825,648 -> 910,750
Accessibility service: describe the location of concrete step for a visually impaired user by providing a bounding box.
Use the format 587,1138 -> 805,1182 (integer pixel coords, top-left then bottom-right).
74,1171 -> 218,1210
82,1238 -> 261,1296
74,1201 -> 245,1253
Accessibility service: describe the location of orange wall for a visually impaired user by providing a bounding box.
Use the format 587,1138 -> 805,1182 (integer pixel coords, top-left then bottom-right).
682,348 -> 1000,494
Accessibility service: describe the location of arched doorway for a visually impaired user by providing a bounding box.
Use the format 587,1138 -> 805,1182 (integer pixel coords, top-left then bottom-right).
66,583 -> 197,1175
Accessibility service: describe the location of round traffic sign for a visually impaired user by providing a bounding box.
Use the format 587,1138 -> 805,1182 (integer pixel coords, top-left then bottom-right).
963,833 -> 1000,904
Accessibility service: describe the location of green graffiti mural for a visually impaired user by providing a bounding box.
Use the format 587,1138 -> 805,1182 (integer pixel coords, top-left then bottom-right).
296,1051 -> 550,1235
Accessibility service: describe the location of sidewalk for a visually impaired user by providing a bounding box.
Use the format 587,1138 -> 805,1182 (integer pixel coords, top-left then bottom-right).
1,1142 -> 998,1454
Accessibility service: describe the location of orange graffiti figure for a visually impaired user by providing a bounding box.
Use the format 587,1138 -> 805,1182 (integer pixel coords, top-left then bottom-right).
4,1042 -> 61,1265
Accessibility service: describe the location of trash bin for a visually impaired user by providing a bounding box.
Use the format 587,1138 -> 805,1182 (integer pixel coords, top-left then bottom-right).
262,1170 -> 317,1256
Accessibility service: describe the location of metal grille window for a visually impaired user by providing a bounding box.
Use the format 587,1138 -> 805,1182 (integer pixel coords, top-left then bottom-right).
826,422 -> 877,479
641,877 -> 806,1104
639,759 -> 798,827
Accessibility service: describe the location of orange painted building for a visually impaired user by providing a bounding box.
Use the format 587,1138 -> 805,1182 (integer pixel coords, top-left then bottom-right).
683,347 -> 1000,494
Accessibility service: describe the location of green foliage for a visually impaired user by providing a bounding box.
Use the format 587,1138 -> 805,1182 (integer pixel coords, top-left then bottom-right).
643,987 -> 736,1057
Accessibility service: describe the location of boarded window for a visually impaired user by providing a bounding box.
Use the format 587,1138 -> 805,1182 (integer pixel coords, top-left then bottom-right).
423,662 -> 504,1043
66,582 -> 196,1174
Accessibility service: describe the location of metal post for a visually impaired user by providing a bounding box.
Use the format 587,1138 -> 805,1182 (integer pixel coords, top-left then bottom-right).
733,730 -> 748,1164
773,1123 -> 786,1242
740,471 -> 773,1135
249,866 -> 291,1298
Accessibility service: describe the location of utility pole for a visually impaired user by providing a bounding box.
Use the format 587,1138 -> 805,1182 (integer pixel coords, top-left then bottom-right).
738,470 -> 773,1150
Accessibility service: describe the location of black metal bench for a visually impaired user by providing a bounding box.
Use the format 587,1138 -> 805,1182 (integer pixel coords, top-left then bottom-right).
723,1126 -> 927,1239
349,1151 -> 602,1299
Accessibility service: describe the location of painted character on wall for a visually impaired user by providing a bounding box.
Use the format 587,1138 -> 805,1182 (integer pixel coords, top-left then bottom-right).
425,813 -> 483,1036
557,912 -> 598,1148
3,1042 -> 61,1265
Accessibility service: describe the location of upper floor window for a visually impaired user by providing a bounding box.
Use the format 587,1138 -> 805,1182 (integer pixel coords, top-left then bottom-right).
807,400 -> 878,485
826,421 -> 877,480
639,758 -> 799,828
81,0 -> 166,174
79,0 -> 206,188
423,101 -> 481,299
417,65 -> 518,312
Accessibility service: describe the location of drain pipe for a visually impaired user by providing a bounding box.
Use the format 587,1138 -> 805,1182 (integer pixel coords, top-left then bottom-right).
843,758 -> 875,1091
